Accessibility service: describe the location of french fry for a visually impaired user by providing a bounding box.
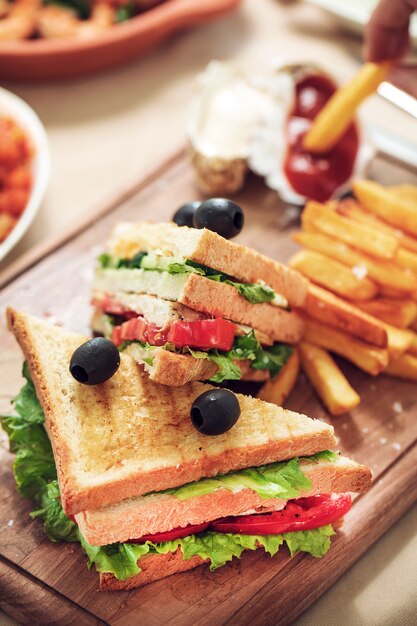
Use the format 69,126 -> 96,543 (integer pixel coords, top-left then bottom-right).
356,298 -> 417,329
293,230 -> 417,294
382,323 -> 414,358
305,284 -> 388,348
303,201 -> 399,259
389,184 -> 417,203
378,284 -> 414,300
336,199 -> 417,254
411,318 -> 417,332
385,352 -> 417,382
257,349 -> 300,406
353,180 -> 417,237
299,341 -> 360,416
304,62 -> 393,153
396,248 -> 417,274
289,249 -> 378,301
408,331 -> 417,356
302,316 -> 389,375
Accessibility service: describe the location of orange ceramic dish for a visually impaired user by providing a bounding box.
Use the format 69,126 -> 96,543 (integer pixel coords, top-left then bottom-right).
0,117 -> 33,244
0,0 -> 242,81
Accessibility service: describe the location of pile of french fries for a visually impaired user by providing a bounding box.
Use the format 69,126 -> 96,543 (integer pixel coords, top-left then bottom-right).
260,181 -> 417,416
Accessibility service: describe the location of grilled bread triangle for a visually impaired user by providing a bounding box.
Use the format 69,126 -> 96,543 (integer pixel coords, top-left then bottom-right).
8,308 -> 335,516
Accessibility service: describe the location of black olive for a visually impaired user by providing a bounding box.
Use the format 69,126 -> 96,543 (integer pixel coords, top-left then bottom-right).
193,198 -> 244,239
191,389 -> 241,436
69,338 -> 120,385
173,201 -> 201,227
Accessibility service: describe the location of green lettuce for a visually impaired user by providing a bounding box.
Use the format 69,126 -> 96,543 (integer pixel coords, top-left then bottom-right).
80,526 -> 335,580
1,367 -> 337,582
163,450 -> 337,501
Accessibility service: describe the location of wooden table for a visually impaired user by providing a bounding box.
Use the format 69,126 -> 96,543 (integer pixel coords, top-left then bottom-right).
1,0 -> 417,624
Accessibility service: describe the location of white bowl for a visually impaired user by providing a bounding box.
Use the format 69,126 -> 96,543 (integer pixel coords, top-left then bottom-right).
0,87 -> 50,262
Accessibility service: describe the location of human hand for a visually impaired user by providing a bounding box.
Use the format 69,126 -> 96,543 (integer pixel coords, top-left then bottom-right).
364,0 -> 417,62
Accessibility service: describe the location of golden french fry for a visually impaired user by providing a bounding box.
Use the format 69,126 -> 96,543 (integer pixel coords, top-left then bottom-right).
389,184 -> 417,203
385,352 -> 417,381
304,284 -> 388,348
337,198 -> 417,254
289,249 -> 378,302
257,349 -> 300,406
353,180 -> 417,237
303,201 -> 399,259
411,318 -> 417,332
302,315 -> 389,375
299,341 -> 360,416
304,62 -> 393,153
408,331 -> 417,356
396,248 -> 417,274
382,323 -> 414,358
293,230 -> 417,294
378,284 -> 414,299
356,298 -> 417,329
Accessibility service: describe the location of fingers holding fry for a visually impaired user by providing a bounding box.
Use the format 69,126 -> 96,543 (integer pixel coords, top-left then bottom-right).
299,341 -> 360,416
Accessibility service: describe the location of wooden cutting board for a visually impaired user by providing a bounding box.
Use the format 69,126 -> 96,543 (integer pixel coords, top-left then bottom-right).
1,150 -> 417,626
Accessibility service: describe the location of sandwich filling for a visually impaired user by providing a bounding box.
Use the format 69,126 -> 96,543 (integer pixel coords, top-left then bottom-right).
93,252 -> 293,383
2,365 -> 351,583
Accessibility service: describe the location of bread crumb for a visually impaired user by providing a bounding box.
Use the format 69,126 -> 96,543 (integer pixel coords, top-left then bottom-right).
7,519 -> 14,527
393,401 -> 403,414
380,437 -> 387,445
392,442 -> 401,451
362,427 -> 369,434
335,436 -> 340,445
341,423 -> 348,430
352,264 -> 368,280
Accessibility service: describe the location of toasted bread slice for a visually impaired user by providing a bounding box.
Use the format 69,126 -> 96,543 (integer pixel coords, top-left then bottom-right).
122,343 -> 270,387
93,269 -> 305,342
8,308 -> 335,516
76,454 -> 371,546
107,222 -> 308,307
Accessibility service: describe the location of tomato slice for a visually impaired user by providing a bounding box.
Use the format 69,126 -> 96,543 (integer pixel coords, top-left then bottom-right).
167,319 -> 236,351
210,493 -> 352,535
129,522 -> 210,544
111,317 -> 168,347
111,317 -> 236,351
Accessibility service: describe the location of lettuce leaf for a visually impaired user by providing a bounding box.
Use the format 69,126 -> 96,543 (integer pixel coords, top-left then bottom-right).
164,451 -> 337,501
80,526 -> 335,580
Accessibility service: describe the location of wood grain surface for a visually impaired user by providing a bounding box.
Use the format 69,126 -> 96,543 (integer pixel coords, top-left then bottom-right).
0,151 -> 416,626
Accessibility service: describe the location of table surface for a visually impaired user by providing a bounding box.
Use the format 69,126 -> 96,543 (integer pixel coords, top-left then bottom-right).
1,0 -> 417,624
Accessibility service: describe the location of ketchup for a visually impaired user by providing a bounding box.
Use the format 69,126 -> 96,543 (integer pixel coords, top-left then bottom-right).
283,74 -> 359,202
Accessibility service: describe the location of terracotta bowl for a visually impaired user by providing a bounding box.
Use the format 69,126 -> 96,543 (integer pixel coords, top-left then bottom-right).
0,0 -> 242,81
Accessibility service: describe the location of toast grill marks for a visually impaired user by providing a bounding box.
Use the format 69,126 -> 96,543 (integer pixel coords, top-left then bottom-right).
8,309 -> 336,516
76,455 -> 372,546
107,221 -> 309,308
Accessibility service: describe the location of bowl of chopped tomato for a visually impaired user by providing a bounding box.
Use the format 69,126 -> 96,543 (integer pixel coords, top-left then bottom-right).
0,87 -> 50,262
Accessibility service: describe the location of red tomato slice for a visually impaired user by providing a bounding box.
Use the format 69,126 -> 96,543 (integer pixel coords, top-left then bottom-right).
210,493 -> 352,535
129,522 -> 210,544
111,317 -> 236,351
167,319 -> 236,351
